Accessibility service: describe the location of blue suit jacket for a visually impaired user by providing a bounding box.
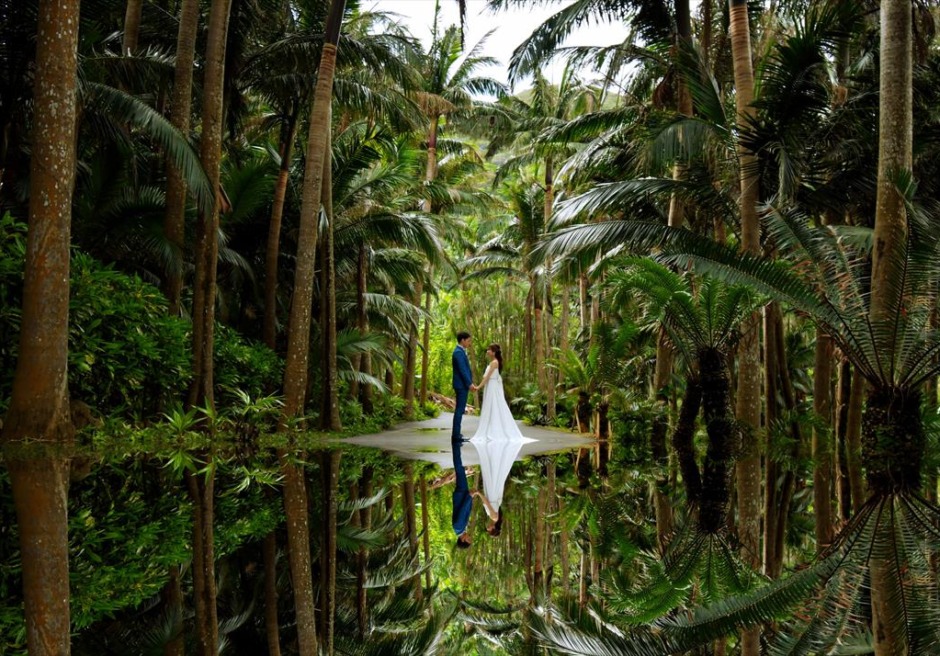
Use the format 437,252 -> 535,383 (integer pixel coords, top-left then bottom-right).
452,345 -> 472,391
452,441 -> 472,535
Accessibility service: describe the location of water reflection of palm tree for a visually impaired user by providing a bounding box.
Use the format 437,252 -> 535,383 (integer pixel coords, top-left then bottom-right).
470,436 -> 534,536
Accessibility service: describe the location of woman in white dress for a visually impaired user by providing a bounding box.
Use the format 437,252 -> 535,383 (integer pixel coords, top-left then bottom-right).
470,344 -> 533,536
471,344 -> 525,441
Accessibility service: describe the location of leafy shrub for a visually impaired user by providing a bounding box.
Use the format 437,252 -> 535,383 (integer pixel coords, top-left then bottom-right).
68,252 -> 191,417
214,324 -> 282,401
1,214 -> 191,417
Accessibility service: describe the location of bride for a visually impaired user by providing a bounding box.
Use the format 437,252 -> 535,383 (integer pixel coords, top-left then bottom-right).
470,343 -> 525,441
470,344 -> 533,536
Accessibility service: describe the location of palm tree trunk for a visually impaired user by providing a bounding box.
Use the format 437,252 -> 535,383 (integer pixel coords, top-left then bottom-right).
357,467 -> 373,637
578,271 -> 589,333
278,4 -> 344,650
319,450 -> 341,655
188,0 -> 232,409
357,245 -> 373,413
320,122 -> 341,431
403,281 -> 421,418
419,288 -> 432,405
402,462 -> 422,599
1,1 -> 80,652
845,367 -> 865,514
122,0 -> 143,54
187,466 -> 218,656
161,564 -> 184,656
262,530 -> 281,656
813,331 -> 835,549
162,0 -> 199,316
869,3 -> 913,652
651,329 -> 674,554
420,475 -> 432,590
728,2 -> 762,651
263,115 -> 298,349
560,284 -> 570,352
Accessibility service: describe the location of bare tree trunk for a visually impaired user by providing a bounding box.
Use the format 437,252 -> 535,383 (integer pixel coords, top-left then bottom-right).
161,565 -> 184,656
579,271 -> 589,333
162,0 -> 199,316
0,1 -> 80,653
263,531 -> 281,656
729,2 -> 762,652
870,2 -> 913,653
356,245 -> 373,413
319,450 -> 341,655
420,289 -> 432,405
403,280 -> 422,418
122,0 -> 143,54
560,284 -> 570,353
278,3 -> 345,651
652,329 -> 674,554
263,116 -> 298,349
320,125 -> 341,431
402,462 -> 422,599
187,0 -> 232,409
420,475 -> 432,590
813,331 -> 835,549
187,468 -> 218,656
845,367 -> 865,514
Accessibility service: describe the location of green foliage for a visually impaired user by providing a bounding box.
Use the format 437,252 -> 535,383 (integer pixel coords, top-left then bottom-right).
68,252 -> 192,417
214,324 -> 283,400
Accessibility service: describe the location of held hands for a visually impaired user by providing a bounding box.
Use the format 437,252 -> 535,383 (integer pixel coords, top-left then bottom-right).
470,383 -> 479,391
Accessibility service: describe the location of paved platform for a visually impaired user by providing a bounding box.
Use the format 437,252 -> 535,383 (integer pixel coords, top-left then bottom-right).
343,412 -> 594,469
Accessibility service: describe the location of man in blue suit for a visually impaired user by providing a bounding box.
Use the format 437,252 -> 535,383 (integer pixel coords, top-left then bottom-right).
452,439 -> 472,549
451,331 -> 476,441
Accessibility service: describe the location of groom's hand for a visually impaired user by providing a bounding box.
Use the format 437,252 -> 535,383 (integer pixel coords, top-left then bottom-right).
470,384 -> 478,391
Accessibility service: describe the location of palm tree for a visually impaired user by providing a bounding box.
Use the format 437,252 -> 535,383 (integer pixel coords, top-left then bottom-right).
279,0 -> 346,651
1,1 -> 81,654
403,20 -> 504,417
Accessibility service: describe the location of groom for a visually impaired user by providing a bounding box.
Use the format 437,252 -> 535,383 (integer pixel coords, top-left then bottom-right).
451,331 -> 477,442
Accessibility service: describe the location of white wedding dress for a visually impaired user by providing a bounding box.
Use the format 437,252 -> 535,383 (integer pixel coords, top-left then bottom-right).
471,363 -> 534,516
471,363 -> 526,441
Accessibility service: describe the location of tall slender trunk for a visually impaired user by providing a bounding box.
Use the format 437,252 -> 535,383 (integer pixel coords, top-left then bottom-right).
162,565 -> 184,656
319,450 -> 341,655
579,271 -> 589,332
762,304 -> 800,578
728,2 -> 762,652
420,475 -> 432,590
263,115 -> 298,349
356,245 -> 373,412
320,125 -> 341,431
356,468 -> 373,637
560,284 -> 570,352
543,159 -> 555,420
403,281 -> 422,418
278,4 -> 345,651
869,3 -> 913,653
845,367 -> 865,513
122,0 -> 143,54
186,467 -> 218,655
652,329 -> 674,554
420,288 -> 432,405
813,331 -> 835,549
1,1 -> 80,653
402,462 -> 422,599
262,531 -> 281,656
188,0 -> 232,409
162,0 -> 199,315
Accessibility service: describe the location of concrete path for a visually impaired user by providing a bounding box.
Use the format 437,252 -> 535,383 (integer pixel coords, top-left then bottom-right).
344,412 -> 594,469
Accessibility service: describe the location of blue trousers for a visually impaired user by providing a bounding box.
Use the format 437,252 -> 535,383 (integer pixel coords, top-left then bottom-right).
452,388 -> 469,439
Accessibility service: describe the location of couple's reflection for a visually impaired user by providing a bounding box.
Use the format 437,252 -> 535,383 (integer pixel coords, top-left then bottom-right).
452,436 -> 535,548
